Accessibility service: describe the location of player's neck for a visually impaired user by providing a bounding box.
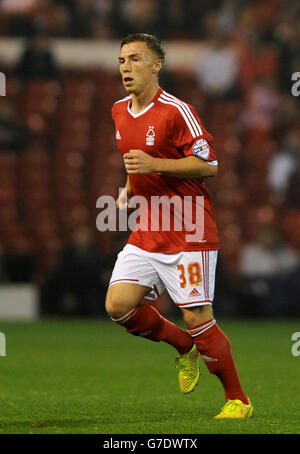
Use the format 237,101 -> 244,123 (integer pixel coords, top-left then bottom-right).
130,83 -> 160,114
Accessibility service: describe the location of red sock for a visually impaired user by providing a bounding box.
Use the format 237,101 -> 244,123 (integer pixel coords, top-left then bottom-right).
111,304 -> 193,355
190,319 -> 249,404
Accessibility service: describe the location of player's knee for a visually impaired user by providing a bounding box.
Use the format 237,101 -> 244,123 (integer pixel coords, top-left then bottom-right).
181,304 -> 214,328
105,295 -> 123,319
105,289 -> 134,319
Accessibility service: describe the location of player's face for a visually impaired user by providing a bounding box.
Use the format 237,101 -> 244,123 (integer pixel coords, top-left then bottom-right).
119,41 -> 162,95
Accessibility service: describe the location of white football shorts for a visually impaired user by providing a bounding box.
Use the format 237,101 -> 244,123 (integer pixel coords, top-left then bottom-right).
109,244 -> 218,308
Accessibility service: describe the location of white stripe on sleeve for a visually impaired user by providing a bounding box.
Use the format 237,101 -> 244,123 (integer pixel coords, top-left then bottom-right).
161,92 -> 203,136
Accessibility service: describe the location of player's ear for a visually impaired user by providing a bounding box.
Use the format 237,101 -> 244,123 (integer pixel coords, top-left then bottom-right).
153,58 -> 163,76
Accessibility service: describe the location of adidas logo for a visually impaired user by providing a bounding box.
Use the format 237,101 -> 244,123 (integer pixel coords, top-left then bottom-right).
116,130 -> 121,140
189,288 -> 200,297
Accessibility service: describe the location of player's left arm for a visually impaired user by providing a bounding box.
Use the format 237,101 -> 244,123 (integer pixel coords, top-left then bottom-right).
123,150 -> 217,179
157,103 -> 218,179
152,154 -> 218,178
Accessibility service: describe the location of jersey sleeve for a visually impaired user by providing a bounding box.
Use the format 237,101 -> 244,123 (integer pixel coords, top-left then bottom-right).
170,104 -> 218,166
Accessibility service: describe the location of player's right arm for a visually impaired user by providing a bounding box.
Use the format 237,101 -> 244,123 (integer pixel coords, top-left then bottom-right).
116,176 -> 133,209
111,102 -> 134,209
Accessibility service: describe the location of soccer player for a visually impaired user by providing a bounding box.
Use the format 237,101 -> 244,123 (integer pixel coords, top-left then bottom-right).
105,33 -> 253,419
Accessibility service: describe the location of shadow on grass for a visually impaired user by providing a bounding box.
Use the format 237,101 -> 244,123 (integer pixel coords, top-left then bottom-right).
0,413 -> 172,431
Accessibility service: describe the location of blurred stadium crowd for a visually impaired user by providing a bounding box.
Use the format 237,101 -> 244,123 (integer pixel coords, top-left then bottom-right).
0,0 -> 299,317
0,0 -> 299,45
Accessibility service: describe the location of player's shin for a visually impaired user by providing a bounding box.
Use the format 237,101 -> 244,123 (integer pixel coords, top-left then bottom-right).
110,304 -> 193,354
190,319 -> 249,404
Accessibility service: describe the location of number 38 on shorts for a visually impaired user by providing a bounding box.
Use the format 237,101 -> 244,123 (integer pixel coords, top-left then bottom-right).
177,262 -> 202,288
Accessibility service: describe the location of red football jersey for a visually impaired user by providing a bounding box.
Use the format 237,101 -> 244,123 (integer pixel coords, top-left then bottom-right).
111,88 -> 219,252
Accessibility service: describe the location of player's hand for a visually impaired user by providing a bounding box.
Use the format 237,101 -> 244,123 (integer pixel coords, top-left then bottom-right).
123,149 -> 156,175
116,187 -> 130,209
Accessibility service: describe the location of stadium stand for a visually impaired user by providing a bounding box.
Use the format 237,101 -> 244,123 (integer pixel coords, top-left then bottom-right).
0,0 -> 299,316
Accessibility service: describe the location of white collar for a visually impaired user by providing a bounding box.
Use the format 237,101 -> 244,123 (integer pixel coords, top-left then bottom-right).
127,101 -> 155,118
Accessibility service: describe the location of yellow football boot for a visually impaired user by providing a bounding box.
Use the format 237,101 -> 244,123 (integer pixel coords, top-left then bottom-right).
175,344 -> 200,394
214,398 -> 254,419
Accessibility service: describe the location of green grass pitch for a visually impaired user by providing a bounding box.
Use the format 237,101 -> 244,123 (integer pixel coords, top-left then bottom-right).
0,318 -> 299,434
